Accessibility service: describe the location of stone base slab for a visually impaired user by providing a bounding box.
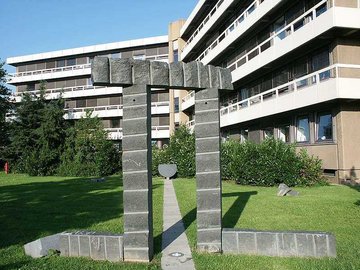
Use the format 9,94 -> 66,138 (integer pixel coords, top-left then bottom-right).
222,229 -> 336,258
60,231 -> 124,262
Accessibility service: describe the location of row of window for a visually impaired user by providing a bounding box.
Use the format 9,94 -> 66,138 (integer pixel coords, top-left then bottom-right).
235,112 -> 333,144
101,116 -> 170,129
220,0 -> 326,69
64,92 -> 169,109
16,46 -> 169,73
220,47 -> 330,106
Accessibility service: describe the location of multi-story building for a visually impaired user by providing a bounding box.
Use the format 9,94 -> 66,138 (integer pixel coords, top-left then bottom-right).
6,0 -> 360,183
7,36 -> 171,146
179,0 -> 360,183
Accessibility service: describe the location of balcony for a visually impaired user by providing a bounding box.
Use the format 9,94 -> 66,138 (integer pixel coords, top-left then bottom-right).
64,102 -> 170,120
105,126 -> 171,140
151,101 -> 170,114
7,63 -> 91,84
220,64 -> 360,127
181,91 -> 195,111
186,120 -> 195,133
196,0 -> 279,63
204,1 -> 360,83
12,85 -> 123,102
151,126 -> 170,139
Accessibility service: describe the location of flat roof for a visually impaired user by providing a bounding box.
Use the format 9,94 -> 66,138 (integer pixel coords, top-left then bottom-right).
7,35 -> 168,65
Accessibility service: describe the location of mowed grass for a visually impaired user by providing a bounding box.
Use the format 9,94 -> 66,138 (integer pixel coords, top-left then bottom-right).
0,172 -> 164,270
173,178 -> 360,270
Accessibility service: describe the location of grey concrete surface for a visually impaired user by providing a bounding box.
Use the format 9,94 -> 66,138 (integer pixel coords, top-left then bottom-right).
161,180 -> 195,270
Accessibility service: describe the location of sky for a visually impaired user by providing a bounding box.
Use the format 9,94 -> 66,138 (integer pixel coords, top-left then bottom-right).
0,0 -> 198,73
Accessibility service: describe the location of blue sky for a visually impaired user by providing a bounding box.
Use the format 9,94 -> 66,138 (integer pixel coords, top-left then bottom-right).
0,0 -> 197,73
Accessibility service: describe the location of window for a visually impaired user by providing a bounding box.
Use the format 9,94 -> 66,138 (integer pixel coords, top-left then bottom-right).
240,129 -> 249,143
174,97 -> 179,113
278,125 -> 290,143
27,83 -> 35,91
296,116 -> 310,142
317,112 -> 332,141
263,128 -> 274,139
133,54 -> 145,60
110,119 -> 121,128
173,50 -> 179,63
111,52 -> 121,59
56,60 -> 65,68
311,49 -> 329,72
66,58 -> 76,66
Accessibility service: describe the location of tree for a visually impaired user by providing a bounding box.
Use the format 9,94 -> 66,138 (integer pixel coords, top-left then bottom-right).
58,110 -> 121,177
0,61 -> 11,167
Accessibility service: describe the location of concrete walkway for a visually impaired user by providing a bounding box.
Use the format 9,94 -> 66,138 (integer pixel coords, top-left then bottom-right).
161,180 -> 195,270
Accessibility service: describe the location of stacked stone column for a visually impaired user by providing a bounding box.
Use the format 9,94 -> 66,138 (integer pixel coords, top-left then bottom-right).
122,84 -> 153,262
195,88 -> 222,253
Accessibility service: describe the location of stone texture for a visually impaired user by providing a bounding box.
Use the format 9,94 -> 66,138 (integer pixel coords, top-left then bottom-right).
122,151 -> 149,172
195,98 -> 219,111
169,62 -> 184,88
222,229 -> 336,258
195,88 -> 219,100
196,152 -> 221,173
123,105 -> 148,119
196,137 -> 220,154
195,122 -> 221,138
124,212 -> 150,232
124,232 -> 151,248
277,183 -> 291,196
79,235 -> 91,257
196,172 -> 221,189
287,190 -> 300,196
123,93 -> 148,107
150,61 -> 169,86
132,60 -> 151,85
122,135 -> 148,151
91,57 -> 109,86
197,211 -> 222,229
59,233 -> 70,257
90,235 -> 106,260
24,233 -> 61,258
197,189 -> 221,211
105,236 -> 123,262
218,67 -> 234,90
197,62 -> 210,89
208,65 -> 220,89
184,62 -> 199,89
110,58 -> 132,86
158,164 -> 177,178
123,171 -> 150,190
69,234 -> 80,257
122,118 -> 149,135
124,249 -> 150,262
123,190 -> 150,213
195,110 -> 219,124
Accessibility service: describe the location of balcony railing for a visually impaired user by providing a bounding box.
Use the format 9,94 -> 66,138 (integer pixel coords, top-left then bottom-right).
224,0 -> 328,71
151,101 -> 170,108
14,85 -> 109,97
9,63 -> 91,78
219,64 -> 358,116
196,0 -> 268,61
186,120 -> 195,128
64,104 -> 123,114
181,91 -> 195,104
184,0 -> 225,48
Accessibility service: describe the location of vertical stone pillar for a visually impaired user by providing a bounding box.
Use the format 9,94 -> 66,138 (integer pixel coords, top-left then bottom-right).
195,88 -> 222,253
122,84 -> 153,262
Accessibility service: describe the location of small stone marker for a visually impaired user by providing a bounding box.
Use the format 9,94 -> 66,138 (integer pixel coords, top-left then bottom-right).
24,233 -> 60,258
277,183 -> 299,197
158,164 -> 177,180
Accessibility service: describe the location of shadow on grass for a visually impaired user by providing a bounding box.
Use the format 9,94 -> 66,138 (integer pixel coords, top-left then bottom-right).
0,175 -> 161,249
156,208 -> 196,252
222,191 -> 258,228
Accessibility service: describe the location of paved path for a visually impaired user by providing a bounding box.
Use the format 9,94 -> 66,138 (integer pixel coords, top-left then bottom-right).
161,180 -> 195,270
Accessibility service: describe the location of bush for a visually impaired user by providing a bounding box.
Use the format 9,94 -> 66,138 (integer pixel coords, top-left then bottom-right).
221,138 -> 325,186
151,125 -> 195,178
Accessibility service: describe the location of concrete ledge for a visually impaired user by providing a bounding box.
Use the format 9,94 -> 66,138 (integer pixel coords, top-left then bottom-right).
60,231 -> 124,262
222,229 -> 336,258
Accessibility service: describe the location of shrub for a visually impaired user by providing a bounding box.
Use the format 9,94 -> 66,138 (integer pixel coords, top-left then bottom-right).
221,138 -> 325,186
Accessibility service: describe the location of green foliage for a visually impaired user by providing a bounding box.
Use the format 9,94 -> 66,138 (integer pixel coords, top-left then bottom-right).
152,144 -> 170,176
221,138 -> 325,186
58,111 -> 121,177
151,125 -> 195,178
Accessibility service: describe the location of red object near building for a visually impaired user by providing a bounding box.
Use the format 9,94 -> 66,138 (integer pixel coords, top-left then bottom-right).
4,162 -> 9,174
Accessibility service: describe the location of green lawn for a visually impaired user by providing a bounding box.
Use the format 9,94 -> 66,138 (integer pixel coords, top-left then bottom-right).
173,178 -> 360,270
0,172 -> 164,270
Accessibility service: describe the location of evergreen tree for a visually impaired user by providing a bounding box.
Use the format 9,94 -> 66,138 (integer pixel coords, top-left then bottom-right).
59,110 -> 120,177
0,61 -> 11,166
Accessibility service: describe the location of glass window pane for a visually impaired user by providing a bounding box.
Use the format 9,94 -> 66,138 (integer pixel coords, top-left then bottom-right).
311,49 -> 329,72
296,116 -> 310,142
66,58 -> 76,66
174,97 -> 179,113
317,113 -> 332,141
278,125 -> 290,142
56,60 -> 65,68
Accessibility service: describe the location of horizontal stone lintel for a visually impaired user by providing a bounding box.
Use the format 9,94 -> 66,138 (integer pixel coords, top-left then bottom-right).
222,229 -> 336,258
92,57 -> 234,91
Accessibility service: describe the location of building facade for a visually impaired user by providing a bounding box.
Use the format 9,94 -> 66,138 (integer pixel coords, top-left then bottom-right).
7,36 -> 171,146
6,0 -> 360,183
179,0 -> 360,183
